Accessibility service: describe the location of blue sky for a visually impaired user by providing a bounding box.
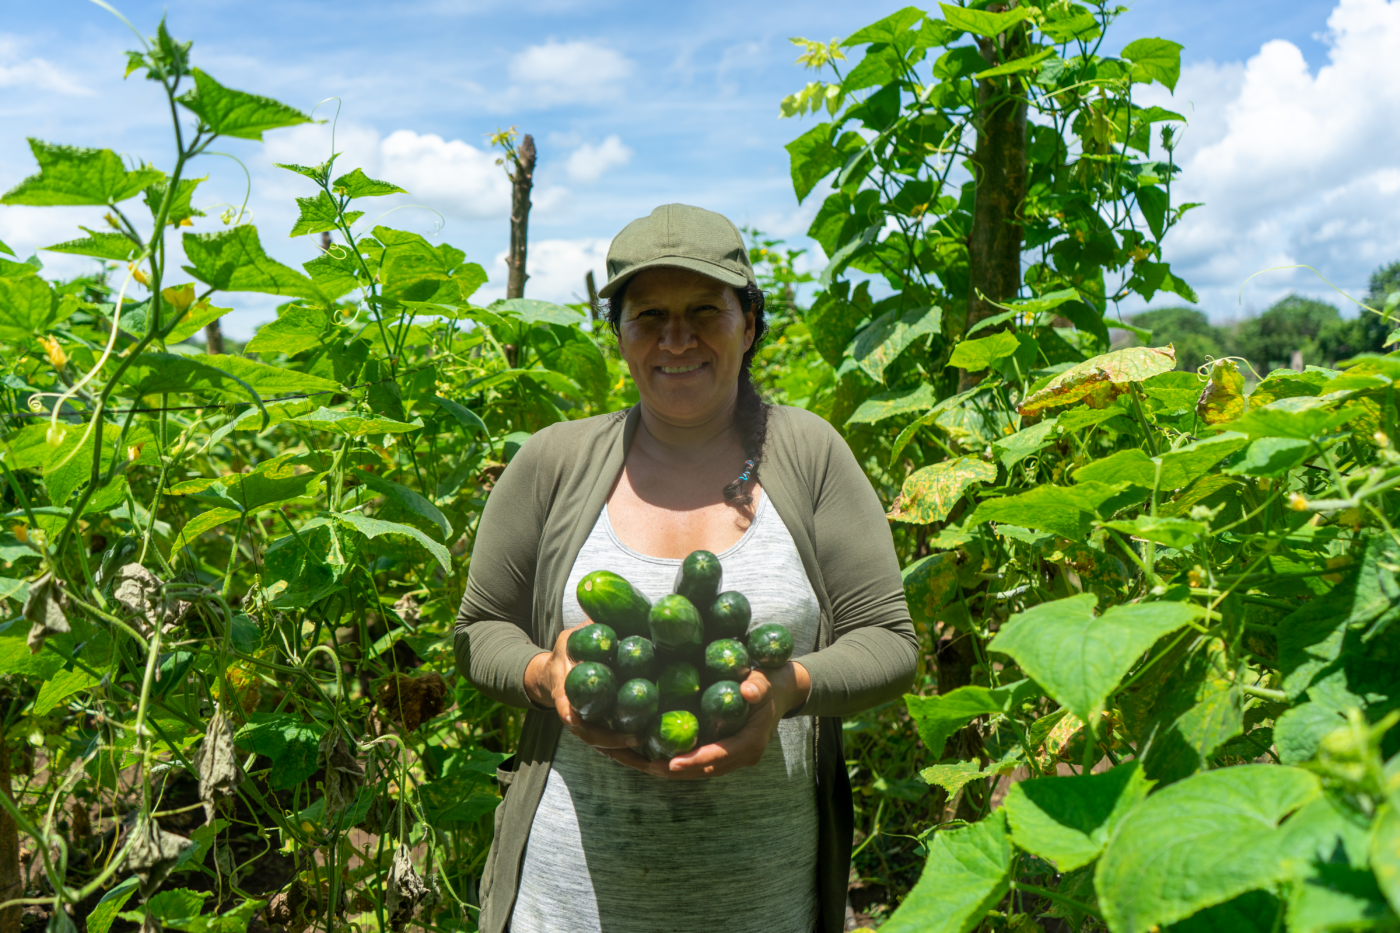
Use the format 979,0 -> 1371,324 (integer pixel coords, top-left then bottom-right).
3,0 -> 1396,337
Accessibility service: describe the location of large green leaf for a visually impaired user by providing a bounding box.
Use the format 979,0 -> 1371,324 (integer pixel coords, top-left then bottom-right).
494,297 -> 585,326
261,518 -> 354,608
352,469 -> 451,540
846,383 -> 937,426
417,774 -> 501,825
1373,802 -> 1400,916
902,551 -> 960,626
888,457 -> 996,524
171,507 -> 242,552
1196,358 -> 1247,425
880,809 -> 1013,933
182,226 -> 326,303
233,713 -> 327,789
786,121 -> 840,203
177,69 -> 311,140
42,228 -> 141,261
165,299 -> 230,345
283,408 -> 423,436
331,168 -> 407,199
169,457 -> 324,516
1006,761 -> 1153,871
949,331 -> 1021,372
429,395 -> 489,438
1278,795 -> 1396,933
904,680 -> 1039,759
1122,37 -> 1184,91
1226,406 -> 1359,440
334,511 -> 451,572
1096,765 -> 1321,933
992,418 -> 1058,469
1,138 -> 163,206
87,877 -> 140,933
988,595 -> 1198,723
0,275 -> 57,340
289,190 -> 361,237
121,352 -> 340,400
39,422 -> 159,507
1019,345 -> 1177,416
851,305 -> 942,382
244,304 -> 330,357
967,481 -> 1131,539
940,2 -> 1032,37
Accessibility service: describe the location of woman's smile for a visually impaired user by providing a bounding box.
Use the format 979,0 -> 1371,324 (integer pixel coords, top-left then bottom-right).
658,362 -> 707,375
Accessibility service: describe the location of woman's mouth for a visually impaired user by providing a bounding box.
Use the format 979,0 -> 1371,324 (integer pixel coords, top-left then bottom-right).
659,363 -> 705,374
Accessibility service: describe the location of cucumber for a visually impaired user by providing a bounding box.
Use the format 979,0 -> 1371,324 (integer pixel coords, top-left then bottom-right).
707,591 -> 751,641
703,639 -> 750,684
649,710 -> 700,758
657,661 -> 701,712
700,680 -> 748,742
747,623 -> 793,669
564,661 -> 616,723
674,550 -> 722,609
648,594 -> 703,651
615,635 -> 656,682
614,678 -> 659,734
577,570 -> 652,639
566,623 -> 616,666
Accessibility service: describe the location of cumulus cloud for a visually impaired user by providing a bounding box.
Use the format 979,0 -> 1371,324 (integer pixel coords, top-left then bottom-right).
507,40 -> 633,107
1136,0 -> 1400,317
482,237 -> 610,304
565,135 -> 632,182
0,35 -> 92,96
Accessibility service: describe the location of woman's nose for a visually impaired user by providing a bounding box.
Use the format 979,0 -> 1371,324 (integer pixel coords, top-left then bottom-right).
658,314 -> 696,353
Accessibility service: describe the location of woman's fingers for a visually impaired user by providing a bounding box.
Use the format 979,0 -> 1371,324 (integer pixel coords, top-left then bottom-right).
739,668 -> 771,704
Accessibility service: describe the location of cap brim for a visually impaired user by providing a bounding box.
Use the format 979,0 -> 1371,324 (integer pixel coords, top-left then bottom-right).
597,256 -> 751,299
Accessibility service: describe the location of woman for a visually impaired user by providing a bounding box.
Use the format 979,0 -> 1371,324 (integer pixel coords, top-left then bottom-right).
455,203 -> 916,933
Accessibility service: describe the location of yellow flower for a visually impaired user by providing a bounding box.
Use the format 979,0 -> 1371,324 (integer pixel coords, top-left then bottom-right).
1288,492 -> 1309,511
38,335 -> 67,368
127,262 -> 151,288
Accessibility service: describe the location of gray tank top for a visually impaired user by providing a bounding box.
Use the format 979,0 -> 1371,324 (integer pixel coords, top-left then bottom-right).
510,492 -> 821,933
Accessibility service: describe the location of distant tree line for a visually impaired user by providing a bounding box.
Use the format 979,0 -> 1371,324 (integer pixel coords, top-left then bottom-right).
1126,260 -> 1400,374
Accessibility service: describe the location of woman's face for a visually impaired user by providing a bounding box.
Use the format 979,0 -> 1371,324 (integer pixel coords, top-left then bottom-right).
617,266 -> 755,427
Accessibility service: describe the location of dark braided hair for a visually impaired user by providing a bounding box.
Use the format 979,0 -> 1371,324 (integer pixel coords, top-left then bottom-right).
606,279 -> 769,508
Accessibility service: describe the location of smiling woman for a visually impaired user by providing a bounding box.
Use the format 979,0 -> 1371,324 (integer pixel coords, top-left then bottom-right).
454,204 -> 917,933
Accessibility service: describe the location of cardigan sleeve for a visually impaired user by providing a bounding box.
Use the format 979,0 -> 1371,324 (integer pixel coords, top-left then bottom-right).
453,435 -> 552,710
789,413 -> 918,718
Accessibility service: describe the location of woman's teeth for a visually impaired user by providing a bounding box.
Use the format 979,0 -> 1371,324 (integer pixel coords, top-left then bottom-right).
661,364 -> 702,374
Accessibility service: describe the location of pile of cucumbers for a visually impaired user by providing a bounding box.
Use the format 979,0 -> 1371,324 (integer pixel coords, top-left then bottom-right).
565,549 -> 794,760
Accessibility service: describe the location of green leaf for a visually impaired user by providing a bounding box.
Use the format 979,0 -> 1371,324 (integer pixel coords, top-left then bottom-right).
262,518 -> 353,608
904,680 -> 1039,759
1007,762 -> 1153,872
976,47 -> 1056,79
352,469 -> 451,539
1101,515 -> 1205,549
851,305 -> 942,382
121,352 -> 340,401
31,667 -> 99,716
129,889 -> 207,925
989,595 -> 1198,723
166,300 -> 230,345
919,760 -> 990,798
1226,406 -> 1358,440
993,417 -> 1059,469
845,383 -> 937,426
144,174 -> 206,228
171,508 -> 242,551
177,69 -> 312,140
968,481 -> 1130,539
283,408 -> 423,436
541,336 -> 608,404
903,551 -> 960,626
245,304 -> 330,357
42,228 -> 141,261
1,139 -> 163,206
493,297 -> 585,326
333,511 -> 451,573
417,775 -> 501,824
1373,803 -> 1400,916
880,809 -> 1013,933
289,190 -> 360,237
0,238 -> 13,257
182,225 -> 326,304
429,395 -> 489,438
0,275 -> 57,340
87,876 -> 140,933
786,122 -> 840,203
233,712 -> 327,789
950,331 -> 1021,372
303,250 -> 364,300
940,3 -> 1032,37
1122,37 -> 1184,91
1226,437 -> 1313,478
844,6 -> 926,45
888,457 -> 997,524
1196,359 -> 1247,425
332,167 -> 407,198
1096,765 -> 1321,933
1019,345 -> 1177,416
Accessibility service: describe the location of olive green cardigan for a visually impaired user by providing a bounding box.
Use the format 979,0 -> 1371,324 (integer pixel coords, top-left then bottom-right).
454,404 -> 917,933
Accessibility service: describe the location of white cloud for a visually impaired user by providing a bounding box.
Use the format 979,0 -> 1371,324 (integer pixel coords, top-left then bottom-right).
565,135 -> 632,182
482,237 -> 610,304
1136,0 -> 1400,317
507,40 -> 633,107
0,35 -> 92,96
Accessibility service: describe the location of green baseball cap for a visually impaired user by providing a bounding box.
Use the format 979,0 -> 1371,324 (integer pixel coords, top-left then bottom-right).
598,203 -> 755,299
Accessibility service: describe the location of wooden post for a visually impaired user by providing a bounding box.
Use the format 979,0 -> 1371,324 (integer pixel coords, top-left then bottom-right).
959,8 -> 1028,391
585,270 -> 600,322
204,318 -> 225,355
506,135 -> 536,301
0,740 -> 19,933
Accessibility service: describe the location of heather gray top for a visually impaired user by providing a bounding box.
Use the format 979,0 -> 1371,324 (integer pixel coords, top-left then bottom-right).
511,493 -> 821,933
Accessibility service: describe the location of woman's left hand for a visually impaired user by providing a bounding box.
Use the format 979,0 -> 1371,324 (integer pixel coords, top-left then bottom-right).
655,661 -> 811,780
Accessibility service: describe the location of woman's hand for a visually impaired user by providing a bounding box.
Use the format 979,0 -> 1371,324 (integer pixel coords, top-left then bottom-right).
524,624 -> 639,750
641,661 -> 812,780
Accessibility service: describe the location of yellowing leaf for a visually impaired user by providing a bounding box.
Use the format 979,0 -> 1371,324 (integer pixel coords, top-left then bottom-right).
1196,359 -> 1247,424
1019,345 -> 1176,417
888,457 -> 997,524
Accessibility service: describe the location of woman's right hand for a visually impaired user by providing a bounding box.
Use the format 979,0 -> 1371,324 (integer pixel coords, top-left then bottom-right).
525,624 -> 640,751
